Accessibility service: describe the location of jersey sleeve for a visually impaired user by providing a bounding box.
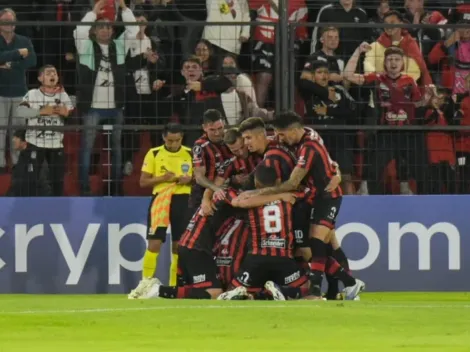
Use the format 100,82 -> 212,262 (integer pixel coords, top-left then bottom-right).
363,73 -> 379,85
19,90 -> 32,107
219,160 -> 234,179
61,92 -> 75,111
141,150 -> 155,174
192,143 -> 206,168
296,143 -> 316,170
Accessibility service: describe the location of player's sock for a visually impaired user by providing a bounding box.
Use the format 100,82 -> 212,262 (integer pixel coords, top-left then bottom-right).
142,250 -> 158,278
279,286 -> 309,299
326,257 -> 355,287
325,274 -> 340,300
158,286 -> 188,299
333,248 -> 350,274
187,288 -> 211,299
309,238 -> 327,272
169,253 -> 179,286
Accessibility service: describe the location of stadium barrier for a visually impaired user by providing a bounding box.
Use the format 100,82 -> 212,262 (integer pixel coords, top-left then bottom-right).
0,196 -> 468,294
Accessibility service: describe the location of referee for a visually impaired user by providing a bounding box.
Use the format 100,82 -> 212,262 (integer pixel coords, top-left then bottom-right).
129,123 -> 192,299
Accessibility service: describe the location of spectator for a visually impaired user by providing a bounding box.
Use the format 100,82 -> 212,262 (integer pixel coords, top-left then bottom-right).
252,0 -> 308,108
428,21 -> 470,93
310,0 -> 369,60
202,0 -> 251,67
364,10 -> 433,88
369,0 -> 391,40
421,87 -> 457,194
0,8 -> 36,174
170,56 -> 233,143
73,0 -> 139,195
7,129 -> 41,196
16,65 -> 74,196
174,0 -> 207,57
298,60 -> 355,193
308,26 -> 345,85
123,8 -> 168,175
194,39 -> 217,75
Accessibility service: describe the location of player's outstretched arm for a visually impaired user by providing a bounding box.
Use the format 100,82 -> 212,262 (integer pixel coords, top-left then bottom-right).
194,166 -> 221,192
257,167 -> 308,196
232,193 -> 295,208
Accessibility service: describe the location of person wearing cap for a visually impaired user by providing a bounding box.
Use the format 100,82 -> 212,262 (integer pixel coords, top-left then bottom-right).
298,60 -> 355,194
7,129 -> 41,196
73,0 -> 139,195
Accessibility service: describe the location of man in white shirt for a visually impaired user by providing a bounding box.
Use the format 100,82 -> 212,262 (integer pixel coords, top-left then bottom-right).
74,0 -> 139,195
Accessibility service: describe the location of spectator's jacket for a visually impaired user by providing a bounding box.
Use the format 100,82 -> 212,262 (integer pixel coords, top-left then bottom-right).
7,143 -> 40,197
364,30 -> 433,88
422,108 -> 456,165
0,33 -> 37,97
452,92 -> 470,153
403,10 -> 447,55
254,0 -> 307,45
310,2 -> 369,57
73,8 -> 139,114
203,0 -> 251,55
298,79 -> 354,125
171,75 -> 233,127
428,40 -> 470,94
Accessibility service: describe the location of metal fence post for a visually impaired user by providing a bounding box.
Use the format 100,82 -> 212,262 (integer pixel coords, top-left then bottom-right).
288,22 -> 296,110
279,0 -> 289,111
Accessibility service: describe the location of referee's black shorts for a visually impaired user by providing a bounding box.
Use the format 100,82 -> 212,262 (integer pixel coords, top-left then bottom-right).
146,194 -> 190,242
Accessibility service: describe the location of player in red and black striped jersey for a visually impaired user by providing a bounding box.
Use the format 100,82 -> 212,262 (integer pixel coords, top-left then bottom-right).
191,109 -> 233,214
266,111 -> 364,300
218,165 -> 310,301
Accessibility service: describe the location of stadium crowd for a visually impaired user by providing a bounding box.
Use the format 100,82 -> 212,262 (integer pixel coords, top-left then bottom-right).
0,0 -> 469,196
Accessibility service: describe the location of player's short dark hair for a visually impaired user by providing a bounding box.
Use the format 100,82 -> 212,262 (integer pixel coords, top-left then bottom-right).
320,26 -> 339,36
203,109 -> 223,124
384,46 -> 404,59
383,10 -> 403,22
181,55 -> 202,68
163,123 -> 183,136
238,117 -> 266,134
272,110 -> 303,129
38,65 -> 56,76
255,164 -> 278,187
224,128 -> 242,145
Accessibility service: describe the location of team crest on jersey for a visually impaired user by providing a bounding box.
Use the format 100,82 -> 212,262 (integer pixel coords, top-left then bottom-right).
181,163 -> 190,173
192,145 -> 202,155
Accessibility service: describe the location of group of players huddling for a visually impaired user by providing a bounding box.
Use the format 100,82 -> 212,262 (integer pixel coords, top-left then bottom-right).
132,109 -> 365,301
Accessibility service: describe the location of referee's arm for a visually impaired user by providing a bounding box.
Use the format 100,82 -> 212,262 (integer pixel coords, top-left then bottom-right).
139,149 -> 176,188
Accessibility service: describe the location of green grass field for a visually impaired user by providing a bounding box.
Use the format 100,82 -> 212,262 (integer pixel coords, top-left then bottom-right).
0,293 -> 469,352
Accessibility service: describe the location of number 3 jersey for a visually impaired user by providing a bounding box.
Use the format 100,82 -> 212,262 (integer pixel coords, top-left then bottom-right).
21,88 -> 74,149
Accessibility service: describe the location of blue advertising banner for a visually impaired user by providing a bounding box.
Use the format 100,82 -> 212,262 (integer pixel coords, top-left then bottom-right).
0,196 -> 468,293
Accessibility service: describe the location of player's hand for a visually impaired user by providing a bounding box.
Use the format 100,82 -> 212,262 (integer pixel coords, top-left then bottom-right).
325,174 -> 341,192
186,81 -> 201,92
358,42 -> 371,53
314,102 -> 327,116
40,105 -> 56,116
177,174 -> 192,185
153,80 -> 165,91
280,192 -> 296,204
18,48 -> 29,58
213,188 -> 226,202
54,105 -> 70,117
162,171 -> 177,182
201,198 -> 216,216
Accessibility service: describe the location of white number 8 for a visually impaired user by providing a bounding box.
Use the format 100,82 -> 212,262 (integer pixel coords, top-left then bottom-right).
263,205 -> 282,233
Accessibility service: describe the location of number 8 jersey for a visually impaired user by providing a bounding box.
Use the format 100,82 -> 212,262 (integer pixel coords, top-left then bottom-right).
248,200 -> 294,258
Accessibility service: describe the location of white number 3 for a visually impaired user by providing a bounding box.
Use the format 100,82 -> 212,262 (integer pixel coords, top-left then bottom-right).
263,205 -> 282,233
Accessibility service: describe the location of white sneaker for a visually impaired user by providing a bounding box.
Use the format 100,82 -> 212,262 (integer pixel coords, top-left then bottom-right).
264,281 -> 286,301
128,277 -> 154,300
217,286 -> 248,300
343,279 -> 365,300
139,278 -> 162,299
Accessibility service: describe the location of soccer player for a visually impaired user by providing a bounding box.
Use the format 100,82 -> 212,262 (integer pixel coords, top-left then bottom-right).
128,123 -> 192,299
257,111 -> 365,300
218,165 -> 310,300
192,109 -> 233,215
344,43 -> 434,195
16,65 -> 74,196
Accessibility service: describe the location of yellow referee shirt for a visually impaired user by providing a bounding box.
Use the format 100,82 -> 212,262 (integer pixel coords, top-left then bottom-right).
141,145 -> 193,195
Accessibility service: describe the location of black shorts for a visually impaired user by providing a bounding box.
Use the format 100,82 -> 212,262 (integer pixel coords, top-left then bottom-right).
232,255 -> 308,288
252,41 -> 275,73
292,200 -> 311,248
178,247 -> 222,289
146,194 -> 189,242
321,132 -> 354,175
310,197 -> 342,229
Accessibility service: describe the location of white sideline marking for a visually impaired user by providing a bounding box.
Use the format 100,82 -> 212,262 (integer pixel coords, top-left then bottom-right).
1,304 -> 469,315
